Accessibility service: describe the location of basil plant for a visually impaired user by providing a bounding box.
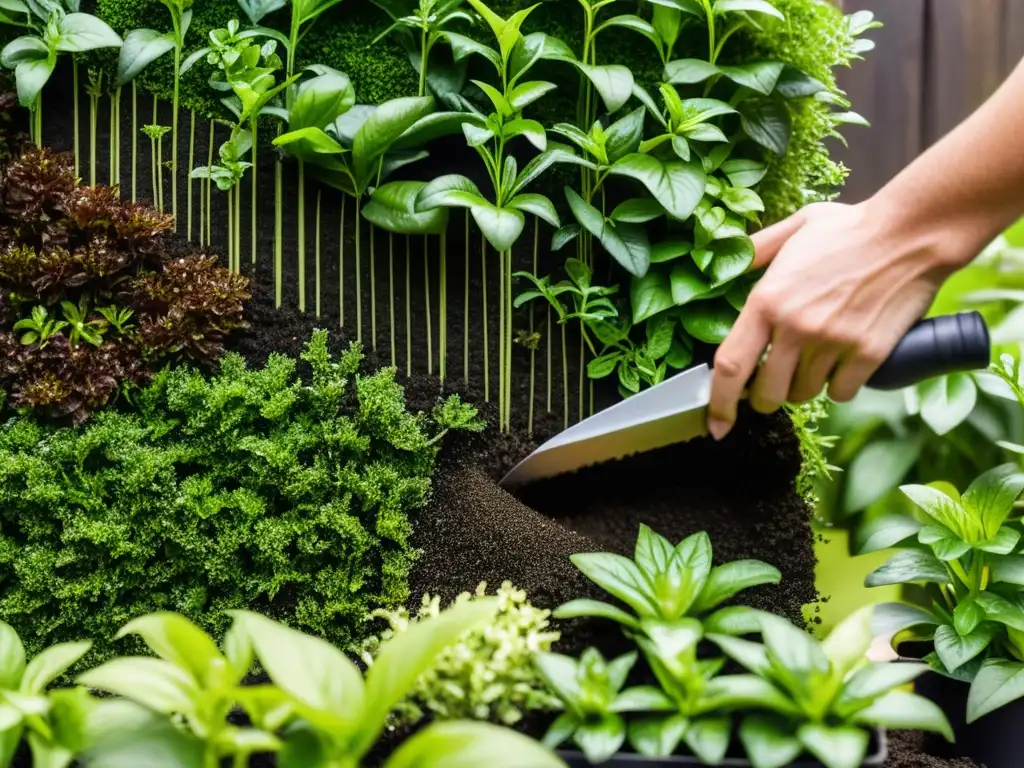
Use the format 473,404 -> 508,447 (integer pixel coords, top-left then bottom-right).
861,463 -> 1024,724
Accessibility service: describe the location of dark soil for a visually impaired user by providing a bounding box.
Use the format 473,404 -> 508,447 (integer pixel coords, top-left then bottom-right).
885,732 -> 979,768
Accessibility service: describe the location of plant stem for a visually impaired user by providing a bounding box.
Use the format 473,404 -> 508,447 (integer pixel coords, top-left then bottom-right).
505,248 -> 513,431
172,43 -> 181,228
115,87 -> 121,187
562,321 -> 569,430
156,133 -> 164,213
439,229 -> 446,383
389,231 -> 396,367
131,83 -> 137,202
464,211 -> 469,384
355,196 -> 362,342
298,159 -> 305,312
250,119 -> 258,263
109,89 -> 115,185
72,62 -> 79,177
371,223 -> 377,348
528,221 -> 537,435
187,111 -> 195,240
424,234 -> 432,376
482,233 -> 489,402
406,235 -> 411,378
419,27 -> 429,97
227,187 -> 234,271
275,154 -> 283,307
89,91 -> 97,186
339,195 -> 345,325
206,120 -> 214,246
546,306 -> 552,413
315,189 -> 322,317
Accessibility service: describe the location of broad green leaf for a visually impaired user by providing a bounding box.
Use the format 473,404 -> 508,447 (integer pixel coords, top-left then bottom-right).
919,374 -> 978,436
80,700 -> 203,768
718,61 -> 785,95
117,613 -> 223,687
588,353 -> 623,379
443,31 -> 502,71
646,315 -> 675,358
116,29 -> 172,85
611,686 -> 675,713
962,464 -> 1024,540
0,622 -> 25,690
739,715 -> 802,768
993,555 -> 1024,586
741,100 -> 791,155
934,623 -> 997,672
634,524 -> 675,576
502,118 -> 547,151
363,181 -> 449,235
506,194 -> 559,228
705,605 -> 770,636
0,35 -> 46,67
553,599 -> 640,629
871,602 -> 938,638
610,154 -> 706,221
866,550 -> 950,588
293,0 -> 346,26
954,596 -> 985,636
974,592 -> 1024,631
684,716 -> 730,765
595,14 -> 659,46
393,111 -> 485,151
416,174 -> 483,211
693,560 -> 780,613
843,438 -> 922,513
605,107 -> 646,162
274,127 -> 345,159
760,613 -> 829,678
918,524 -> 971,561
506,80 -> 556,112
77,657 -> 198,716
238,0 -> 286,24
661,531 -> 713,618
651,239 -> 692,264
569,552 -> 659,616
681,301 -> 737,344
977,526 -> 1020,555
55,13 -> 121,53
291,68 -> 356,131
513,146 -> 595,196
840,662 -> 930,705
577,63 -> 633,114
14,55 -> 55,108
967,659 -> 1024,723
720,158 -> 768,188
851,690 -> 952,740
230,611 -> 362,734
822,605 -> 874,676
631,271 -> 674,325
575,716 -> 627,764
798,724 -> 868,768
534,653 -> 583,709
627,714 -> 688,757
715,0 -> 784,19
705,236 -> 754,286
386,720 -> 567,768
566,187 -> 650,277
703,675 -> 796,715
21,641 -> 91,695
471,201 -> 525,252
353,96 -> 435,187
901,484 -> 974,541
707,635 -> 770,675
611,198 -> 663,223
664,58 -> 719,84
853,514 -> 923,554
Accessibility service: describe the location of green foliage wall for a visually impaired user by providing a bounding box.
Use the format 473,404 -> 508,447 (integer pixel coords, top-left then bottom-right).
0,331 -> 472,658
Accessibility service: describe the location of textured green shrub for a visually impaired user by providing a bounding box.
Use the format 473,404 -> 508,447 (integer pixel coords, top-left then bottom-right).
360,581 -> 561,726
0,330 -> 482,659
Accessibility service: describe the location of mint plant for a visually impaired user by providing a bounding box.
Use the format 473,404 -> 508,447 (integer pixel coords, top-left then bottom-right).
860,463 -> 1024,723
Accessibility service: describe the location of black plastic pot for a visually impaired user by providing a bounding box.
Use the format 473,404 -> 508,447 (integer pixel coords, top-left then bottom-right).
555,730 -> 888,767
913,668 -> 1024,768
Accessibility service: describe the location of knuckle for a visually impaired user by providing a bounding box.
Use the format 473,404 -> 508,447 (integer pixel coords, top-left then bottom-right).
713,351 -> 745,379
857,342 -> 890,367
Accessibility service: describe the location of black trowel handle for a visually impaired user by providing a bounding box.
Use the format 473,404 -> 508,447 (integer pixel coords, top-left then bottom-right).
866,311 -> 991,391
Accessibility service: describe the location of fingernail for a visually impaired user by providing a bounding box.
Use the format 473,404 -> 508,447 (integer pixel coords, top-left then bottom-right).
708,419 -> 730,441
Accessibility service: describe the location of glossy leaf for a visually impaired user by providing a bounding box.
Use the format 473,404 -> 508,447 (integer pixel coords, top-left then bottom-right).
720,158 -> 768,188
291,68 -> 356,131
901,484 -> 974,541
651,239 -> 693,264
1,35 -> 47,67
363,181 -> 449,235
919,373 -> 978,436
967,659 -> 1024,723
853,514 -> 923,554
416,174 -> 483,210
664,58 -> 719,84
706,236 -> 754,286
21,641 -> 91,695
554,599 -> 639,629
116,29 -> 173,86
507,194 -> 559,228
631,271 -> 674,325
852,690 -> 952,741
962,464 -> 1024,540
569,553 -> 659,617
843,438 -> 922,513
55,13 -> 121,53
693,560 -> 781,613
715,0 -> 784,19
507,80 -> 556,111
80,700 -> 204,768
610,154 -> 705,221
353,96 -> 435,187
502,117 -> 547,150
577,63 -> 634,114
606,107 -> 646,162
628,714 -> 688,758
684,717 -> 730,765
387,721 -> 568,768
117,613 -> 223,686
14,56 -> 55,108
681,301 -> 737,344
238,0 -> 287,25
472,201 -> 526,252
77,657 -> 198,716
797,724 -> 867,768
871,602 -> 938,638
741,100 -> 791,155
610,198 -> 663,223
738,715 -> 802,768
934,623 -> 997,673
566,187 -> 650,277
840,662 -> 930,705
866,550 -> 950,588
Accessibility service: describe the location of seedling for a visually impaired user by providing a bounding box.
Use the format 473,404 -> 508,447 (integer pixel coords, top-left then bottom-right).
13,305 -> 67,347
60,298 -> 107,347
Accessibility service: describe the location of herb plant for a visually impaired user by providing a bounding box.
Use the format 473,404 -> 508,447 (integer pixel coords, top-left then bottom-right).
13,305 -> 66,347
860,463 -> 1024,723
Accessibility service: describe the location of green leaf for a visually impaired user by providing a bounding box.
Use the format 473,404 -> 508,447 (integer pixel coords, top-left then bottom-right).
612,686 -> 675,713
416,174 -> 484,211
554,599 -> 640,629
117,613 -> 223,687
575,716 -> 627,764
569,552 -> 659,617
962,464 -> 1024,540
353,96 -> 435,188
274,127 -> 345,158
761,613 -> 829,679
628,714 -> 688,758
774,66 -> 828,98
741,100 -> 791,155
977,526 -> 1020,554
611,198 -> 663,223
631,271 -> 674,325
703,674 -> 797,715
665,58 -> 719,84
871,602 -> 939,638
1,36 -> 47,67
472,201 -> 525,253
843,438 -> 922,513
840,662 -> 930,705
0,622 -> 25,690
595,14 -> 659,46
670,262 -> 711,306
967,659 -> 1024,723
718,61 -> 785,95
443,31 -> 502,71
605,107 -> 646,162
993,555 -> 1024,586
720,158 -> 768,188
934,623 -> 997,672
507,194 -> 559,228
238,0 -> 286,24
55,13 -> 121,53
291,68 -> 356,131
502,117 -> 547,150
706,236 -> 754,286
850,690 -> 952,740
77,657 -> 198,716
363,181 -> 449,235
954,597 -> 985,636
393,111 -> 485,152
715,0 -> 784,20
739,715 -> 802,768
919,374 -> 978,436
662,531 -> 714,618
566,187 -> 650,277
918,524 -> 971,561
693,560 -> 780,613
21,641 -> 91,695
14,56 -> 55,108
797,724 -> 867,768
506,80 -> 556,112
386,720 -> 567,768
610,154 -> 706,221
901,484 -> 974,541
684,716 -> 730,765
646,316 -> 675,359
651,239 -> 692,264
681,301 -> 737,344
705,605 -> 770,636
709,635 -> 770,676
975,592 -> 1024,630
577,63 -> 634,114
853,515 -> 923,554
866,550 -> 950,588
116,29 -> 173,85
80,700 -> 203,768
719,187 -> 764,218
822,605 -> 874,676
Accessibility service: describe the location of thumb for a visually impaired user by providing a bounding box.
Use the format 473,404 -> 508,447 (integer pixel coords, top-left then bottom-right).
750,210 -> 808,270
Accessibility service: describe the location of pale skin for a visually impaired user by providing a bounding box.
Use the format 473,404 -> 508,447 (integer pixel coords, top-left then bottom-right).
707,58 -> 1024,441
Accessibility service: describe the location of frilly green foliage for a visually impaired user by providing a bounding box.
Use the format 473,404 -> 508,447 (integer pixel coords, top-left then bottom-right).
0,329 -> 479,660
786,393 -> 840,507
360,581 -> 561,726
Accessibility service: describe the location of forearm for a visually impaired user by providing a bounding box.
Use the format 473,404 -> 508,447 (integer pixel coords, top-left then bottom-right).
866,58 -> 1024,269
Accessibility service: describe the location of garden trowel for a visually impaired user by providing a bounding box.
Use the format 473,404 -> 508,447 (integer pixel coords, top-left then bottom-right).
500,312 -> 992,489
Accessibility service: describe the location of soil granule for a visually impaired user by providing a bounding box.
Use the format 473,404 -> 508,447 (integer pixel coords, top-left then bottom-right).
885,732 -> 979,768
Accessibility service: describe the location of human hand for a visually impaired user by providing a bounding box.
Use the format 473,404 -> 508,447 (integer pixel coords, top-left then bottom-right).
706,200 -> 961,441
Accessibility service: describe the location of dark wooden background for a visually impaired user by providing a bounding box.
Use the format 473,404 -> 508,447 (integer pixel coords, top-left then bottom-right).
836,0 -> 1024,202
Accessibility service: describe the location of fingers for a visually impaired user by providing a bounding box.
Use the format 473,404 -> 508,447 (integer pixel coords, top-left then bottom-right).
708,303 -> 772,441
749,332 -> 801,415
828,330 -> 900,402
751,211 -> 808,270
790,347 -> 840,403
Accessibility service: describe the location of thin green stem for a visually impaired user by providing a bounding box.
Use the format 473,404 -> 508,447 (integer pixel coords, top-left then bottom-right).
371,223 -> 377,348
250,119 -> 257,263
439,229 -> 446,382
227,187 -> 234,271
562,321 -> 569,430
172,44 -> 181,228
339,195 -> 346,326
89,92 -> 97,186
275,154 -> 282,307
73,62 -> 79,176
418,26 -> 428,97
528,221 -> 537,435
298,159 -> 305,312
234,181 -> 241,273
131,83 -> 137,202
498,245 -> 504,427
482,233 -> 489,402
355,196 -> 362,342
406,235 -> 412,378
109,90 -> 115,185
115,87 -> 121,187
506,247 -> 513,431
546,305 -> 552,413
315,189 -> 322,317
424,234 -> 433,376
700,0 -> 716,63
389,231 -> 396,367
187,111 -> 195,240
206,120 -> 214,246
464,211 -> 469,384
156,134 -> 164,213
